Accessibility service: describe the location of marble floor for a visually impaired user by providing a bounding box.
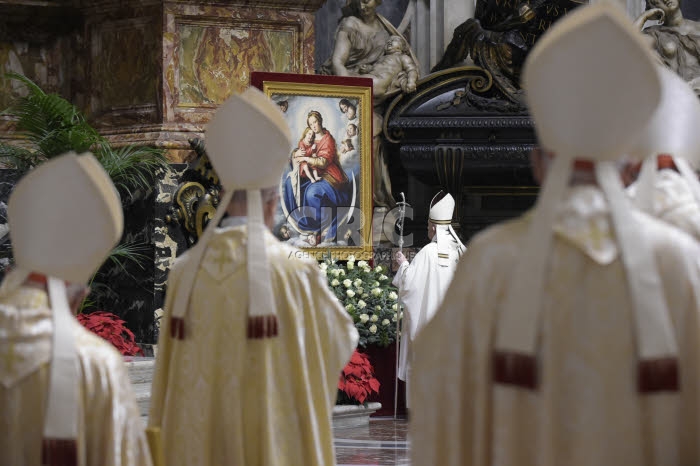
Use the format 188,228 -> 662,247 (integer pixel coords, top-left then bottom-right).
334,418 -> 409,465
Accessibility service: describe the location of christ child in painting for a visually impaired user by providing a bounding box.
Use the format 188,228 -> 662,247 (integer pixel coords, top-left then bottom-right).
298,127 -> 322,183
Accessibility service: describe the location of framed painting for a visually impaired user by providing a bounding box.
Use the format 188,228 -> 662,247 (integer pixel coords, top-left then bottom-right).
251,72 -> 373,261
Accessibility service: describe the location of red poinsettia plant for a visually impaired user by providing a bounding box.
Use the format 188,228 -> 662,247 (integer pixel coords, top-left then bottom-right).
337,350 -> 380,404
77,311 -> 143,356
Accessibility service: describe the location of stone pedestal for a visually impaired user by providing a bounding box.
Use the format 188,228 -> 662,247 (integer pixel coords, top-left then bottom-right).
362,343 -> 407,417
332,402 -> 383,429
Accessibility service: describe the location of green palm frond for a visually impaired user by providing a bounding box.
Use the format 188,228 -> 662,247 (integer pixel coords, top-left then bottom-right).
96,144 -> 168,203
1,72 -> 43,97
77,295 -> 98,314
105,240 -> 151,273
4,72 -> 102,157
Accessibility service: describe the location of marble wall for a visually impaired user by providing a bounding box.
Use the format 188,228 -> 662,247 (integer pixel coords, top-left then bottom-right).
1,1 -> 321,161
84,3 -> 161,128
159,2 -> 317,162
0,170 -> 22,272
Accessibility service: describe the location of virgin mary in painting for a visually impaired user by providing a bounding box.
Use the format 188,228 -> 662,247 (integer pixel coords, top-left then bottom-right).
282,110 -> 353,245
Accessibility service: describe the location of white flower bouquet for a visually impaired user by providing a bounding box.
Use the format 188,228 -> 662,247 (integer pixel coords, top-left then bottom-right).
321,253 -> 401,347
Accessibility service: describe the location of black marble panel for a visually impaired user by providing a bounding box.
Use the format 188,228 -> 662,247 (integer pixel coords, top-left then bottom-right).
153,163 -> 190,322
92,185 -> 156,343
0,169 -> 22,276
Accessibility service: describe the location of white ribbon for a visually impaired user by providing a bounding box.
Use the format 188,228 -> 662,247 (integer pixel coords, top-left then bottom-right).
596,161 -> 677,359
43,277 -> 78,440
495,155 -> 571,355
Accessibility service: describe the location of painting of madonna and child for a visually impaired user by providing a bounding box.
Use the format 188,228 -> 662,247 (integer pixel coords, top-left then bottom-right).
251,73 -> 373,260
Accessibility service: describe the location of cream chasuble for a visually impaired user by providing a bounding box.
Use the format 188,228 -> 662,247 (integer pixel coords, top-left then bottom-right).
628,168 -> 700,242
392,238 -> 461,382
410,186 -> 700,466
0,286 -> 152,466
149,225 -> 358,466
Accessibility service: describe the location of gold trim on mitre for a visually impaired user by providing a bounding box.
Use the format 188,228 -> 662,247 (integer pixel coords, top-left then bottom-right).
428,192 -> 455,223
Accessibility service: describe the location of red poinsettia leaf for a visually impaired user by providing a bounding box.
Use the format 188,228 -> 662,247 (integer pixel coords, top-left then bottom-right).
345,383 -> 363,401
347,366 -> 365,378
77,310 -> 142,356
336,349 -> 381,403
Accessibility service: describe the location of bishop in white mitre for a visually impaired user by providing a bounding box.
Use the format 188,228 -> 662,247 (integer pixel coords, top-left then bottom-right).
392,192 -> 464,392
148,88 -> 358,466
410,5 -> 700,466
0,153 -> 152,466
625,66 -> 700,242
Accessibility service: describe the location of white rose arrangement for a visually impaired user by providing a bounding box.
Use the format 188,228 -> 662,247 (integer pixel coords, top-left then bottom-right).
320,253 -> 401,347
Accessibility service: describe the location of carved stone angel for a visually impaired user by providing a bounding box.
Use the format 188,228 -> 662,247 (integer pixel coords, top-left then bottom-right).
637,0 -> 700,96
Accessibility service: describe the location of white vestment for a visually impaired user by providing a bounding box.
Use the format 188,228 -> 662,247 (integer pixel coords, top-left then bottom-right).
628,168 -> 700,241
393,230 -> 463,383
410,186 -> 700,466
149,223 -> 358,466
0,286 -> 152,466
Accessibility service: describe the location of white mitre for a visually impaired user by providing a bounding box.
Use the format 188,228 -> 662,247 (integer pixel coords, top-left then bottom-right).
627,66 -> 700,226
428,192 -> 465,267
494,2 -> 677,393
169,87 -> 293,340
428,192 -> 454,223
1,152 -> 123,464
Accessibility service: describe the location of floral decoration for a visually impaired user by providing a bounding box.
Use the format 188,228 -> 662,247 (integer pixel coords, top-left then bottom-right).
77,311 -> 143,356
321,254 -> 401,348
337,349 -> 380,404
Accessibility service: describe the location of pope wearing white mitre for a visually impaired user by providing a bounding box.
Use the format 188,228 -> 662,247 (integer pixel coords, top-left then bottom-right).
410,4 -> 700,466
625,66 -> 700,242
392,192 -> 464,390
0,153 -> 152,466
147,88 -> 359,466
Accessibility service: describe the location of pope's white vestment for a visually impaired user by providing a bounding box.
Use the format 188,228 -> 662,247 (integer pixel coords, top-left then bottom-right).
628,168 -> 700,241
392,237 -> 460,382
149,223 -> 358,466
0,285 -> 152,466
410,186 -> 700,466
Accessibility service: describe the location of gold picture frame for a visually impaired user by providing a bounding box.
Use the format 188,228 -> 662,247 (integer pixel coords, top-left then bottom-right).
251,72 -> 373,261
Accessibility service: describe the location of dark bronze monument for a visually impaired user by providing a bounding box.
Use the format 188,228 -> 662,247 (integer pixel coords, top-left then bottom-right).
385,0 -> 586,243
433,0 -> 586,111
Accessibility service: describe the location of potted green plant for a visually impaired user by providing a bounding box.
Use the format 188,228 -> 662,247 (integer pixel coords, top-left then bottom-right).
320,253 -> 403,413
0,72 -> 169,349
